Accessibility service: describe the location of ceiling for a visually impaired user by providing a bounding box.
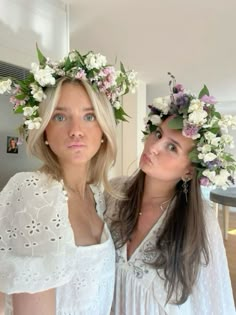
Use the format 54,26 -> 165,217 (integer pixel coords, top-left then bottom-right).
67,0 -> 236,103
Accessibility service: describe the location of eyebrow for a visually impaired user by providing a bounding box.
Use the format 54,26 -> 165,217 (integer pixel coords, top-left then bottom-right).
158,126 -> 183,150
54,105 -> 94,111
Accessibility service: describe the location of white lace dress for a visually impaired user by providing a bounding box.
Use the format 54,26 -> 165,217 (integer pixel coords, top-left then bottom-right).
105,177 -> 236,315
0,172 -> 115,315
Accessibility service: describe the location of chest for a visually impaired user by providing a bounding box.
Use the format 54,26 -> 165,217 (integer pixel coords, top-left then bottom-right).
127,208 -> 163,260
68,195 -> 104,246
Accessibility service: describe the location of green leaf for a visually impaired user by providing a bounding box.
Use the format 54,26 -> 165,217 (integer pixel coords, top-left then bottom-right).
120,62 -> 126,74
36,43 -> 47,66
149,124 -> 157,133
168,116 -> 183,129
64,56 -> 72,71
198,85 -> 209,98
214,111 -> 221,119
115,106 -> 130,122
14,105 -> 24,114
15,94 -> 26,100
189,148 -> 201,163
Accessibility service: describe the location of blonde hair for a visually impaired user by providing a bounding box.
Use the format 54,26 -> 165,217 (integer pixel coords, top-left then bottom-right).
27,78 -> 117,192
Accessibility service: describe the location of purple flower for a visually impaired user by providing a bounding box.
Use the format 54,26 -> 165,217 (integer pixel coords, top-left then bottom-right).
182,123 -> 199,138
172,93 -> 190,114
173,83 -> 184,93
148,105 -> 163,116
199,176 -> 210,186
206,159 -> 222,170
200,95 -> 217,104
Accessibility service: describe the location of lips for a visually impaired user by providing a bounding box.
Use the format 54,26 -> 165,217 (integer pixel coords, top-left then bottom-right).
67,142 -> 85,148
142,153 -> 153,164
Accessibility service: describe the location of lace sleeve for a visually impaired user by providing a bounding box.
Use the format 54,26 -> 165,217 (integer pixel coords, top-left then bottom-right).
0,172 -> 76,294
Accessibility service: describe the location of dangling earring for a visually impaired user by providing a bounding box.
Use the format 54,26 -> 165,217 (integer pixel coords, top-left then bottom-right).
182,178 -> 189,203
45,140 -> 49,145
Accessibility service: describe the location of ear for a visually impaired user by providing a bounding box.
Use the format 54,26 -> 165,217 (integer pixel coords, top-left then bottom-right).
182,165 -> 194,181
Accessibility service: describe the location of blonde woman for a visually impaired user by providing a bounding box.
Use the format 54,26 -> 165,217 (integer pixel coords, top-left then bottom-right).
0,48 -> 137,314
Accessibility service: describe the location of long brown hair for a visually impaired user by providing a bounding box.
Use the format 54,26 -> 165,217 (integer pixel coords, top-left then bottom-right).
110,170 -> 209,305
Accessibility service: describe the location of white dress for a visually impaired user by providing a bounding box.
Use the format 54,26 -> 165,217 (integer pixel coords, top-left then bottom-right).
105,177 -> 236,315
0,171 -> 115,315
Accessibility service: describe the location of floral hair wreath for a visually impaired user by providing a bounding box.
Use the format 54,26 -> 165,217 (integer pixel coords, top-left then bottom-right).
143,73 -> 236,189
0,45 -> 138,136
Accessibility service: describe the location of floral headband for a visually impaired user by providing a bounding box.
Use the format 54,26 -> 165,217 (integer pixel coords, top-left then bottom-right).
143,73 -> 236,189
0,45 -> 138,135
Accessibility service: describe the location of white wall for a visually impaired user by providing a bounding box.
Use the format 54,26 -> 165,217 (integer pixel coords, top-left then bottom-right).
0,0 -> 69,67
0,0 -> 69,190
110,81 -> 146,178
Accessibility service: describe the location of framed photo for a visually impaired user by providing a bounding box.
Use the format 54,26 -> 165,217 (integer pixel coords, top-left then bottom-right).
6,136 -> 18,154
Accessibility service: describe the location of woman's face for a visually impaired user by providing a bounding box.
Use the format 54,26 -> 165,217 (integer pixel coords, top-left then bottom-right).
45,82 -> 103,168
10,139 -> 16,147
139,117 -> 194,184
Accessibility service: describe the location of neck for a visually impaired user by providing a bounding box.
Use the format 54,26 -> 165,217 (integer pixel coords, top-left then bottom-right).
143,175 -> 176,205
62,164 -> 89,199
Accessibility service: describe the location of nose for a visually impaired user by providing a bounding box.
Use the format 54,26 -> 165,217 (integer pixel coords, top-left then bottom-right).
68,118 -> 84,138
149,138 -> 161,156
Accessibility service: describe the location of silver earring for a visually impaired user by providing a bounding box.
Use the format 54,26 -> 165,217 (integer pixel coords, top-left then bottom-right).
182,179 -> 189,202
101,139 -> 104,144
45,140 -> 49,145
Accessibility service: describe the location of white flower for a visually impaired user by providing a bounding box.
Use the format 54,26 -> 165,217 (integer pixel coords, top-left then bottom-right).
24,117 -> 42,129
127,70 -> 137,81
214,169 -> 230,188
152,96 -> 170,114
113,101 -> 121,110
150,114 -> 161,125
219,115 -> 236,131
0,79 -> 12,94
23,106 -> 39,117
188,99 -> 204,112
198,144 -> 212,154
210,136 -> 221,146
202,169 -> 216,183
84,53 -> 107,70
199,152 -> 217,163
31,63 -> 55,87
204,131 -> 217,142
221,134 -> 234,148
68,50 -> 78,62
30,83 -> 46,102
188,109 -> 207,125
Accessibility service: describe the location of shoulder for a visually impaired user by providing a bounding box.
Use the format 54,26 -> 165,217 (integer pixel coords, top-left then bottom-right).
1,171 -> 55,191
90,184 -> 106,216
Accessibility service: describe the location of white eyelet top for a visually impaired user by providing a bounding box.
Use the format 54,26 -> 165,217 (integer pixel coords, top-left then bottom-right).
105,177 -> 235,315
0,171 -> 115,315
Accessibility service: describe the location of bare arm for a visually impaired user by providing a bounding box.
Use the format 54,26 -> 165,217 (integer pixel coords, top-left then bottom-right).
12,289 -> 55,315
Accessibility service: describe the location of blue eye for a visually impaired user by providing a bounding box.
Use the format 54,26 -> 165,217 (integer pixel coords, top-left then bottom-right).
84,113 -> 96,121
53,114 -> 66,122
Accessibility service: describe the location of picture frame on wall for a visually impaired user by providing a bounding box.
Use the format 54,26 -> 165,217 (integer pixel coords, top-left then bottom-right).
6,136 -> 18,154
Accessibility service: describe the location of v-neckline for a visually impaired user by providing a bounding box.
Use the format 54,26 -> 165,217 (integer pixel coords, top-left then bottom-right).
125,204 -> 170,262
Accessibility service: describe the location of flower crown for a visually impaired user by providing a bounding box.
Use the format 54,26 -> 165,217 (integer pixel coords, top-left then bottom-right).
143,73 -> 236,188
0,45 -> 138,135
